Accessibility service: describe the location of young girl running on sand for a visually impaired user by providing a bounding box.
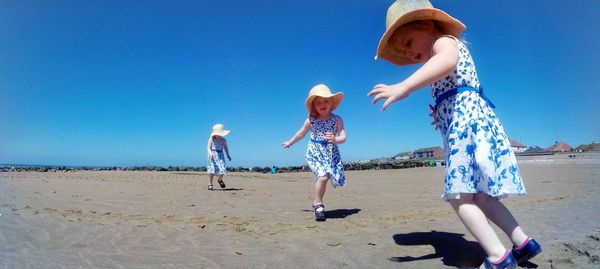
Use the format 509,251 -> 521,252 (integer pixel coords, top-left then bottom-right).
282,84 -> 347,222
368,1 -> 541,268
206,123 -> 232,191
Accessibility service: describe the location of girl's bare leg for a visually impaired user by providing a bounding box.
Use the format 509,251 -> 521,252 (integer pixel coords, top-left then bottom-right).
474,193 -> 528,246
314,176 -> 329,205
208,173 -> 214,186
449,193 -> 507,261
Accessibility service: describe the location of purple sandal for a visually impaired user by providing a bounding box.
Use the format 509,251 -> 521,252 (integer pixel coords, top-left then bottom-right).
482,251 -> 517,269
312,204 -> 325,221
512,238 -> 542,265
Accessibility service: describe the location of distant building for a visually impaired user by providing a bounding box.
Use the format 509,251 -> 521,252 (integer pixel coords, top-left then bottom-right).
574,142 -> 600,152
545,141 -> 573,152
373,157 -> 391,162
522,145 -> 545,154
393,151 -> 412,160
509,139 -> 527,153
412,146 -> 444,160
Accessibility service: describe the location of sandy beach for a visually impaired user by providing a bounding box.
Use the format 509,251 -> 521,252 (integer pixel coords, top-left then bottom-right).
1,160 -> 599,269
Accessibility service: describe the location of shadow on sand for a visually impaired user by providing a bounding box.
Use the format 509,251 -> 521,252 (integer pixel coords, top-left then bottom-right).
325,208 -> 361,219
389,230 -> 485,268
390,230 -> 539,268
217,188 -> 243,191
300,208 -> 361,219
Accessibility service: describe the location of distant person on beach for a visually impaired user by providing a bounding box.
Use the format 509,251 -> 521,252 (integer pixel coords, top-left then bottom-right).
282,84 -> 347,221
368,1 -> 541,268
206,123 -> 232,191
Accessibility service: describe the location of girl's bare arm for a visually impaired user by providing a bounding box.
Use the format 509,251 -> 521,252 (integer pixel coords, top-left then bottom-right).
369,36 -> 459,110
282,118 -> 311,148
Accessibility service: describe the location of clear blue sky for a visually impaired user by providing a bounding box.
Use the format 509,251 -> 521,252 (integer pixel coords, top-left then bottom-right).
1,1 -> 599,167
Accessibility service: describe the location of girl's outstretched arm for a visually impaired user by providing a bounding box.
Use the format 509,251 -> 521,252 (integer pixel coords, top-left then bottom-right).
207,138 -> 214,159
368,36 -> 459,111
282,118 -> 311,148
224,139 -> 232,161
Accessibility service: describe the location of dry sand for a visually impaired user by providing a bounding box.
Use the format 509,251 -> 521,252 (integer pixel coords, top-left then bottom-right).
1,160 -> 599,268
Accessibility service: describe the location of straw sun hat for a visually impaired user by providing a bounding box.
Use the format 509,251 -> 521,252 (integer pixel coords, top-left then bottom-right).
211,123 -> 230,137
375,0 -> 465,66
305,84 -> 344,115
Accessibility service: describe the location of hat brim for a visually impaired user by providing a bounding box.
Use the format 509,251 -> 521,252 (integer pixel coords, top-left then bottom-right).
376,8 -> 465,66
211,130 -> 230,137
305,92 -> 344,114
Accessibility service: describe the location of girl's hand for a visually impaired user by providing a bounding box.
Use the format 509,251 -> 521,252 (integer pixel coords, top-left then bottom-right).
324,132 -> 336,144
227,155 -> 232,161
282,141 -> 292,148
429,104 -> 439,130
208,152 -> 214,159
368,83 -> 411,111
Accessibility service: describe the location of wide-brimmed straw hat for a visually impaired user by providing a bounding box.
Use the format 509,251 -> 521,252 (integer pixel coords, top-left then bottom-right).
211,123 -> 230,137
375,0 -> 465,66
305,84 -> 344,115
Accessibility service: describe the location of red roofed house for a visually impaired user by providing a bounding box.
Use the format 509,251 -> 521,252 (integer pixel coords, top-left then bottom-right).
545,141 -> 573,152
412,146 -> 444,160
509,139 -> 527,153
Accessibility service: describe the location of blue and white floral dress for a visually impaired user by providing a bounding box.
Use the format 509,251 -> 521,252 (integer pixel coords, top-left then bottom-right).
306,114 -> 346,187
432,36 -> 526,201
207,137 -> 227,175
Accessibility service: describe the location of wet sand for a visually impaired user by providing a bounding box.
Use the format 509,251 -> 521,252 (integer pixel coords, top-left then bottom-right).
1,161 -> 599,268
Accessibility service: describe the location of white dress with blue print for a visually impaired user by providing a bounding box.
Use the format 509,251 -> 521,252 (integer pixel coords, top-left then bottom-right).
207,137 -> 227,175
432,36 -> 526,200
306,114 -> 346,187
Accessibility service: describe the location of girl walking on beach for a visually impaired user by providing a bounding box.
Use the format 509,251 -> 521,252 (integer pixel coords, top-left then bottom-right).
207,123 -> 232,191
368,1 -> 541,268
282,84 -> 347,221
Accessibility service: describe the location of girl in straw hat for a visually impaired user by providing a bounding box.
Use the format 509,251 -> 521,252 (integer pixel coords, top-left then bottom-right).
206,123 -> 232,191
282,84 -> 347,222
368,1 -> 540,268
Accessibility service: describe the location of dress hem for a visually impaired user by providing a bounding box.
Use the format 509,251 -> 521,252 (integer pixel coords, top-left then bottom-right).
442,191 -> 527,202
313,172 -> 346,188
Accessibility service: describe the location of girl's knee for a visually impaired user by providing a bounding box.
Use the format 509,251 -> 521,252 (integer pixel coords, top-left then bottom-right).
317,176 -> 329,182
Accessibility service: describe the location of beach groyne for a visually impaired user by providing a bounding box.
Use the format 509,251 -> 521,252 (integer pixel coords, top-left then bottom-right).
3,152 -> 598,173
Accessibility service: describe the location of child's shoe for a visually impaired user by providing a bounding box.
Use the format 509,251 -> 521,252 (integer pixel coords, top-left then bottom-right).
312,203 -> 325,222
512,238 -> 542,264
482,251 -> 517,269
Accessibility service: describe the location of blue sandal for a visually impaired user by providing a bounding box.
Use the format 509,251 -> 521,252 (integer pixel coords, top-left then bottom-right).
512,238 -> 542,265
482,251 -> 517,269
312,204 -> 325,221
